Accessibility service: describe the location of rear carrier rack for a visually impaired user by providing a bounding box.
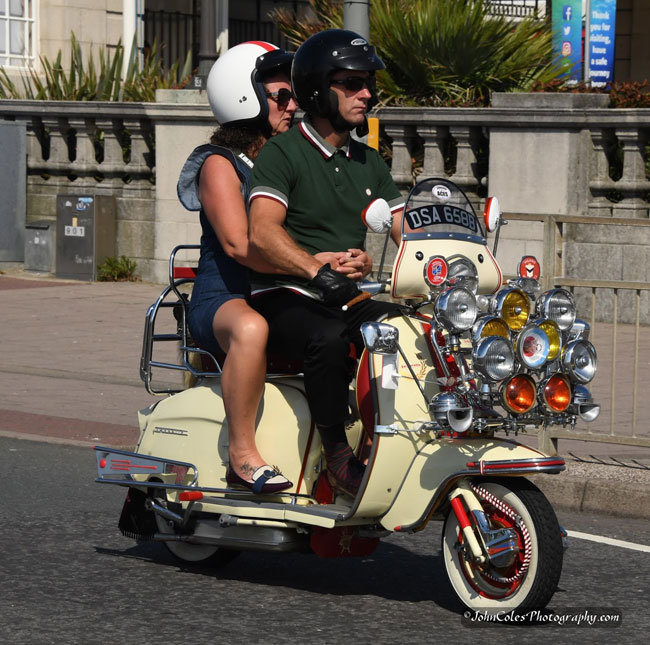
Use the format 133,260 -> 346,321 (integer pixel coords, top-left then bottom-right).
140,244 -> 222,395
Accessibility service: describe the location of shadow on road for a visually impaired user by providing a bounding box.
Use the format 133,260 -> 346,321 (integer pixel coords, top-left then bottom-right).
94,537 -> 464,613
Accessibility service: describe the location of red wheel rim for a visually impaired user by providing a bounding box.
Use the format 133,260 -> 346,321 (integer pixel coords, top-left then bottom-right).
456,502 -> 527,599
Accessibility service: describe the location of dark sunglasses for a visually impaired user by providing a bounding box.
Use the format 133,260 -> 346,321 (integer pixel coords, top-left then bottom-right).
264,88 -> 295,108
329,76 -> 374,92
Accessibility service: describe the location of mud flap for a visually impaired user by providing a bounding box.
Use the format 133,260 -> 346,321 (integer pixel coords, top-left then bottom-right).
118,487 -> 157,541
310,527 -> 379,558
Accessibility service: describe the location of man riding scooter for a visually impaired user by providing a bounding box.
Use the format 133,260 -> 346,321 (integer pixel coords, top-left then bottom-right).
248,29 -> 404,496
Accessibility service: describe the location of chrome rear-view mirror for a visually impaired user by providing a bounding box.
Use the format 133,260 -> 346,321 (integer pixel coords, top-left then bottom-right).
361,322 -> 399,354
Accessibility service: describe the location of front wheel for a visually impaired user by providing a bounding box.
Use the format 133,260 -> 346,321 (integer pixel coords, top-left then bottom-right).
442,477 -> 563,613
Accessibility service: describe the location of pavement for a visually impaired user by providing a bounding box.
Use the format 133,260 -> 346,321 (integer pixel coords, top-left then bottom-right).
1,266 -> 649,520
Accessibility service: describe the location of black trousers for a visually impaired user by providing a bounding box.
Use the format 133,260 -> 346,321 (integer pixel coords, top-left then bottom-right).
252,290 -> 400,426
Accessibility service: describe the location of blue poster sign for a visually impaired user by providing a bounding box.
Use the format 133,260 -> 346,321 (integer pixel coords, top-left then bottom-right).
552,0 -> 583,80
588,0 -> 617,87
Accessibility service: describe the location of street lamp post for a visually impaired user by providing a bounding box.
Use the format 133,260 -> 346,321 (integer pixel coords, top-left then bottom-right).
343,0 -> 370,40
198,0 -> 218,79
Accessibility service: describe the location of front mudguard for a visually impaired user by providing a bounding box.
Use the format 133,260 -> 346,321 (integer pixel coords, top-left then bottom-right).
378,437 -> 564,532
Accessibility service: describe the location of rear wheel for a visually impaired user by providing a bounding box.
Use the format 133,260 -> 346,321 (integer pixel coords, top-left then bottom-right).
151,487 -> 240,567
442,477 -> 563,613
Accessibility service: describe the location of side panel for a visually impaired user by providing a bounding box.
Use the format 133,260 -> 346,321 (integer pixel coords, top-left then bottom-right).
136,378 -> 318,495
355,314 -> 441,517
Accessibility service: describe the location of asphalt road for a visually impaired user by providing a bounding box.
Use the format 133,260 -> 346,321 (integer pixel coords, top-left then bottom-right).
2,437 -> 649,644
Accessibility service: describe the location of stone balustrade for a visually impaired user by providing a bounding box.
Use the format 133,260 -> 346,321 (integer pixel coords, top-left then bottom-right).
1,93 -> 649,283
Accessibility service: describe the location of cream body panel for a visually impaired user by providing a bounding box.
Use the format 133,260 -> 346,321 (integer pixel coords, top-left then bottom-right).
355,314 -> 441,517
137,378 -> 319,496
379,439 -> 547,530
391,238 -> 502,299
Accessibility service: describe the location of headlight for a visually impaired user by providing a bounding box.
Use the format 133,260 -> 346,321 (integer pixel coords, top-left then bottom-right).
535,319 -> 562,361
491,288 -> 530,331
434,286 -> 477,332
472,315 -> 510,342
515,324 -> 550,369
536,288 -> 576,331
501,374 -> 536,414
472,336 -> 515,382
562,339 -> 597,383
447,256 -> 479,294
539,373 -> 571,412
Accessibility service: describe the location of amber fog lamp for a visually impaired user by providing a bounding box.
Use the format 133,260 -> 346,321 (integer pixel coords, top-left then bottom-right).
501,374 -> 536,414
536,319 -> 562,361
540,373 -> 571,412
472,315 -> 510,342
492,288 -> 530,331
536,288 -> 576,331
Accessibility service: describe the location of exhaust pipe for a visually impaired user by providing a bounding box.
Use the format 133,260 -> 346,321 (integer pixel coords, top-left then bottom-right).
145,498 -> 184,525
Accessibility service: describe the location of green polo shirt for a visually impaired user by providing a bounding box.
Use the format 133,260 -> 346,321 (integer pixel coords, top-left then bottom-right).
249,117 -> 404,290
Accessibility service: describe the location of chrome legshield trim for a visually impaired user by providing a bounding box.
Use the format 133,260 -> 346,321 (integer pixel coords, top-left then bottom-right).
396,457 -> 565,532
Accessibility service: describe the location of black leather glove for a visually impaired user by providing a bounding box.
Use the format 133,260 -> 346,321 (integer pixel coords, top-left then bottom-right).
308,264 -> 362,307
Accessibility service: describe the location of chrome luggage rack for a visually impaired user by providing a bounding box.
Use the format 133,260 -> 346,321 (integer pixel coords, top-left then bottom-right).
139,244 -> 222,395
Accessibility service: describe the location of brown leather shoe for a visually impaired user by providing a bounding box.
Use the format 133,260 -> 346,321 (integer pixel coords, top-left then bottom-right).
326,457 -> 365,497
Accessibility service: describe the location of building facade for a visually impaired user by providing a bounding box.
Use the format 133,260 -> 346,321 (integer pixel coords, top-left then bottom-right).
2,2 -> 648,83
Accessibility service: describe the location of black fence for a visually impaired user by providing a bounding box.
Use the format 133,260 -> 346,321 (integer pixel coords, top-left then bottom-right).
144,6 -> 201,80
143,1 -> 306,81
229,18 -> 294,51
485,0 -> 548,18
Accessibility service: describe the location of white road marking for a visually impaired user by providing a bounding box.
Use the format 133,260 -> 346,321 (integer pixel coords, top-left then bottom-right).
567,530 -> 650,553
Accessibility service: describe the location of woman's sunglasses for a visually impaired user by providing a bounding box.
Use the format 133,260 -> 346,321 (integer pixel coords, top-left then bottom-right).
329,76 -> 374,92
265,88 -> 295,109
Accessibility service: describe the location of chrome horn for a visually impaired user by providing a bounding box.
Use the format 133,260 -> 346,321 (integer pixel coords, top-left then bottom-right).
430,392 -> 474,433
569,385 -> 601,422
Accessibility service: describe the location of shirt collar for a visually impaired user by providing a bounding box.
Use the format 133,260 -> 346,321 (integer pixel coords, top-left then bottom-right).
299,117 -> 351,159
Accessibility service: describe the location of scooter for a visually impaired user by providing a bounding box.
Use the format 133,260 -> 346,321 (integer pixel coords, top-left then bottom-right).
95,177 -> 599,613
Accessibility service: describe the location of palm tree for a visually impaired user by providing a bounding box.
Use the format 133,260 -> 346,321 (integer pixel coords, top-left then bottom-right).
271,0 -> 567,106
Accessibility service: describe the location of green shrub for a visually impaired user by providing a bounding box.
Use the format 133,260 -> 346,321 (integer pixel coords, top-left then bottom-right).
98,256 -> 139,282
530,79 -> 650,108
0,33 -> 193,102
271,0 -> 566,107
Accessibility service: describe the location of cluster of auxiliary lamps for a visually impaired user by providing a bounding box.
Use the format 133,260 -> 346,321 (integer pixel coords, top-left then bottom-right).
422,255 -> 599,431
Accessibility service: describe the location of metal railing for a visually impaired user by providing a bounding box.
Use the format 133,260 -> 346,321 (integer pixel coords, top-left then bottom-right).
144,7 -> 200,81
505,212 -> 650,450
486,0 -> 547,18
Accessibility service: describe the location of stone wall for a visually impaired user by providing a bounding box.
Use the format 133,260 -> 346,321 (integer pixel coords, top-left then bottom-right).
1,94 -> 649,321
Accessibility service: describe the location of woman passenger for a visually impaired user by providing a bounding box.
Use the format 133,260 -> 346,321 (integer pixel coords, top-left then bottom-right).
176,42 -> 298,494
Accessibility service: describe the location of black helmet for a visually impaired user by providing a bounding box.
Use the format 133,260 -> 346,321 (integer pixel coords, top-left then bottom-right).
292,29 -> 384,128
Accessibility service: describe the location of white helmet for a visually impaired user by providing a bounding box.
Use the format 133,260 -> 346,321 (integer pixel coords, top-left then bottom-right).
206,41 -> 293,128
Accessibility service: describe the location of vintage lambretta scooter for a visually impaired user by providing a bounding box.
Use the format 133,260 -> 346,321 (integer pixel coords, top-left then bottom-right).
95,177 -> 600,613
